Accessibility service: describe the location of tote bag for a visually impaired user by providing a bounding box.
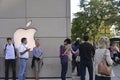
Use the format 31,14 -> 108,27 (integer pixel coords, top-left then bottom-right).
98,50 -> 112,76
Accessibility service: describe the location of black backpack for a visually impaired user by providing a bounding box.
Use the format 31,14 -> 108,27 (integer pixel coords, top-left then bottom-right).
4,44 -> 17,57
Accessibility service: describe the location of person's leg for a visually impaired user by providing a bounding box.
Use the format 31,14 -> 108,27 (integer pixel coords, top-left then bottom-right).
61,63 -> 65,80
18,59 -> 27,80
18,59 -> 24,80
61,62 -> 68,80
38,60 -> 42,79
87,61 -> 93,80
80,61 -> 86,80
64,62 -> 68,80
5,60 -> 10,80
23,60 -> 28,80
72,59 -> 76,73
34,60 -> 40,80
76,62 -> 80,76
11,60 -> 16,80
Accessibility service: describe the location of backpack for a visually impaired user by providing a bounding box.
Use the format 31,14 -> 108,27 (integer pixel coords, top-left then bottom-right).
4,44 -> 17,57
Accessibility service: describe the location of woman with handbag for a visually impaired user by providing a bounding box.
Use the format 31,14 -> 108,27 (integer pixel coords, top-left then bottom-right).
94,37 -> 114,80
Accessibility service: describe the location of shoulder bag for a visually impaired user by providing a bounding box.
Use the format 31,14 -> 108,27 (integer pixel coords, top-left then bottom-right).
98,49 -> 112,76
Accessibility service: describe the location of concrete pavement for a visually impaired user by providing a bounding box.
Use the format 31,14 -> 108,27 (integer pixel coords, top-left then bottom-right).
1,65 -> 120,80
72,64 -> 120,80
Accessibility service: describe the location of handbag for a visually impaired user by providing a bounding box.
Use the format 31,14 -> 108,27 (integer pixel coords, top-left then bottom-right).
76,56 -> 80,62
98,50 -> 112,76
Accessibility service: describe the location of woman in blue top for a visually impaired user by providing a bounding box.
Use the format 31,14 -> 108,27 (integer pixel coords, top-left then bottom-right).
32,39 -> 44,80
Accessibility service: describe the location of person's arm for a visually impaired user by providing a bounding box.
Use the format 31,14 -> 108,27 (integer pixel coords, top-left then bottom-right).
94,50 -> 97,66
3,49 -> 6,57
20,47 -> 30,55
71,49 -> 79,54
13,44 -> 18,58
20,49 -> 30,55
15,48 -> 18,58
39,48 -> 44,59
116,46 -> 120,53
93,48 -> 95,57
3,44 -> 7,55
63,47 -> 71,55
105,49 -> 113,66
79,44 -> 82,56
3,47 -> 5,54
32,48 -> 35,56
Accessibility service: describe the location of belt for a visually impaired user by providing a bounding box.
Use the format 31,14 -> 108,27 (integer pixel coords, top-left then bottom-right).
20,58 -> 28,60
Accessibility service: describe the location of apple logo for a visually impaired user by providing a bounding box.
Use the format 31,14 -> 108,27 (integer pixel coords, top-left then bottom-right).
14,20 -> 37,50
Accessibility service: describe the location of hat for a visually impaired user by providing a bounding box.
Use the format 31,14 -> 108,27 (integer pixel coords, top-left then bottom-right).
76,37 -> 80,40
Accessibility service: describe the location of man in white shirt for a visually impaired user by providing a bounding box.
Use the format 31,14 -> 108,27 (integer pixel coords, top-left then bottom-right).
18,38 -> 30,80
4,37 -> 17,80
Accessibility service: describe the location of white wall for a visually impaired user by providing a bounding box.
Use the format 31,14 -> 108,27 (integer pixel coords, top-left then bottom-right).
0,0 -> 71,79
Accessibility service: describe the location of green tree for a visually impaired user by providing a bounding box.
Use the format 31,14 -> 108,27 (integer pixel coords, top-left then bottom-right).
72,0 -> 120,44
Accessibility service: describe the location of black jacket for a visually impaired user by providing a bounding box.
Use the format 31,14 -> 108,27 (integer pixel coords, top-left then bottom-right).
79,42 -> 95,61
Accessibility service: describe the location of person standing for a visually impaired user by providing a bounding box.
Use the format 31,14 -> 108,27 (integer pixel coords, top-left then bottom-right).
113,44 -> 120,62
94,37 -> 114,80
4,37 -> 17,80
31,39 -> 44,80
79,35 -> 95,80
60,38 -> 71,80
71,38 -> 80,76
18,38 -> 30,80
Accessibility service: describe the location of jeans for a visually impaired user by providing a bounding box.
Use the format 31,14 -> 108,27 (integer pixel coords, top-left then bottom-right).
80,60 -> 93,80
18,59 -> 28,80
5,59 -> 16,80
95,75 -> 111,80
61,62 -> 68,80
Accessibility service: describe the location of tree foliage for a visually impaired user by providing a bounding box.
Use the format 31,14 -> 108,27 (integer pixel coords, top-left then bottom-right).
72,0 -> 120,42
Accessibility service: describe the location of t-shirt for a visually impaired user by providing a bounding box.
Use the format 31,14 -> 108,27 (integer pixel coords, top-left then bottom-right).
18,44 -> 29,59
4,44 -> 15,59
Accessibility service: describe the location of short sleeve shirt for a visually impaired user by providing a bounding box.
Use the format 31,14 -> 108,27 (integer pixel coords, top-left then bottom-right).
18,44 -> 29,59
4,44 -> 15,59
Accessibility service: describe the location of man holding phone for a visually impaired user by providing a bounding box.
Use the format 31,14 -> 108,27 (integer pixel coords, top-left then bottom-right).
18,37 -> 30,80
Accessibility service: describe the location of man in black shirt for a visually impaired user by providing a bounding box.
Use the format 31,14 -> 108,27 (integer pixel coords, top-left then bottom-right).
79,35 -> 95,80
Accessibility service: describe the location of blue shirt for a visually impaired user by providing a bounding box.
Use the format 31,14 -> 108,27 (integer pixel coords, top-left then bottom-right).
72,44 -> 79,51
32,47 -> 44,58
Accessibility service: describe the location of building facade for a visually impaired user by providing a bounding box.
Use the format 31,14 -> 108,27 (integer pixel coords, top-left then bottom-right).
0,0 -> 71,79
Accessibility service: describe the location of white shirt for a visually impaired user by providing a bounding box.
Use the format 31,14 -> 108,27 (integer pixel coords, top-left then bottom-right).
18,44 -> 29,59
4,44 -> 15,59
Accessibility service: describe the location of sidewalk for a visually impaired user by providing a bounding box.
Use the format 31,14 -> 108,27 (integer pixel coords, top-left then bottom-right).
1,65 -> 120,80
72,64 -> 120,80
